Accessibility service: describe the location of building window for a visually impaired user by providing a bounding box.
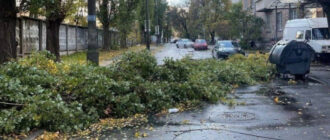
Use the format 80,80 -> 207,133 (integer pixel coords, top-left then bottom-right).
250,0 -> 254,9
244,0 -> 248,10
266,13 -> 271,30
290,9 -> 298,19
276,12 -> 283,31
296,31 -> 304,39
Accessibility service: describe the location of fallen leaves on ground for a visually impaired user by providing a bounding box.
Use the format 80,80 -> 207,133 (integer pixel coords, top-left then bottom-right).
62,45 -> 146,65
74,114 -> 148,138
288,79 -> 297,85
36,131 -> 67,140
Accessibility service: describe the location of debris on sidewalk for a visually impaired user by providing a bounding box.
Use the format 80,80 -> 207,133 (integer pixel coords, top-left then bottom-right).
169,108 -> 179,113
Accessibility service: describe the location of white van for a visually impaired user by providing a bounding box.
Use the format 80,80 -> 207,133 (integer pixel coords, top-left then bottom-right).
283,18 -> 330,60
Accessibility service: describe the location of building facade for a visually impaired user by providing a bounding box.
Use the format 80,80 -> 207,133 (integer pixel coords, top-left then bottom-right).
243,0 -> 325,47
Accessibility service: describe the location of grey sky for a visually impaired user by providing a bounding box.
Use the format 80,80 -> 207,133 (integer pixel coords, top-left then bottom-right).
167,0 -> 241,6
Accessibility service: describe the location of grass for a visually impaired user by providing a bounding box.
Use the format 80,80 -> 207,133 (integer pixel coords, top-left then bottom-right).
62,45 -> 146,65
62,52 -> 87,65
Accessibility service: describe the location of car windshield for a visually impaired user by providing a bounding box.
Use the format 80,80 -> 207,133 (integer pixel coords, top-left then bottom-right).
196,39 -> 206,43
218,41 -> 234,48
312,28 -> 330,40
181,39 -> 190,42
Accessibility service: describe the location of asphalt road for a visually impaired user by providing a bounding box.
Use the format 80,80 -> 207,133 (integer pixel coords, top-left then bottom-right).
154,43 -> 213,65
101,43 -> 330,140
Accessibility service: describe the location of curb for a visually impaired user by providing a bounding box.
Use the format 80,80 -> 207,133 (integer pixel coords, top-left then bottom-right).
307,76 -> 327,85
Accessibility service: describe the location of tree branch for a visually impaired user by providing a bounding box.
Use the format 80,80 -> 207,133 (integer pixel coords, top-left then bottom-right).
0,101 -> 25,106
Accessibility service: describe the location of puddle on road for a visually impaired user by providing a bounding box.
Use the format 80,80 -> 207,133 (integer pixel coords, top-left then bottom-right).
256,79 -> 319,127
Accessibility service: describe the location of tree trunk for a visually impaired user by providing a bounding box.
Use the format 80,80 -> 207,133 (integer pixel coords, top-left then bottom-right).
299,3 -> 305,18
103,23 -> 111,50
46,20 -> 61,61
0,0 -> 17,64
210,31 -> 215,45
323,5 -> 330,35
120,33 -> 127,48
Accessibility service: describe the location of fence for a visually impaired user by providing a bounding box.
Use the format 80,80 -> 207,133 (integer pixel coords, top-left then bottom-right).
16,16 -> 120,56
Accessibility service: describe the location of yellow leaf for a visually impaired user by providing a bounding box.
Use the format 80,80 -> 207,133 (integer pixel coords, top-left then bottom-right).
134,132 -> 140,138
274,97 -> 279,104
182,120 -> 190,124
142,133 -> 148,137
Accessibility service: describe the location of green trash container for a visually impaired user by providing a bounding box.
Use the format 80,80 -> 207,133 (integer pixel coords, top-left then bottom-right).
269,40 -> 315,78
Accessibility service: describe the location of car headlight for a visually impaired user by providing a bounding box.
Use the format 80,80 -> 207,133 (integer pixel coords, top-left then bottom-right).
218,48 -> 224,51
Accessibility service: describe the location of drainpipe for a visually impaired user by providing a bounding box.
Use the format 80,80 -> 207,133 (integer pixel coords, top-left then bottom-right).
275,5 -> 278,42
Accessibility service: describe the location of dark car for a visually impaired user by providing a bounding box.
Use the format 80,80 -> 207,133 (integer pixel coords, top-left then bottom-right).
171,38 -> 180,43
193,39 -> 208,50
212,40 -> 245,59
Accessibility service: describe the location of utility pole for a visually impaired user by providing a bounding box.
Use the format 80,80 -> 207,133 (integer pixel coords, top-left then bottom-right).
87,0 -> 99,65
145,0 -> 151,50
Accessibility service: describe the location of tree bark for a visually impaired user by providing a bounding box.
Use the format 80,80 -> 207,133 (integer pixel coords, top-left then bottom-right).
103,23 -> 111,50
46,20 -> 61,61
0,0 -> 17,64
210,31 -> 215,45
120,33 -> 127,48
323,5 -> 330,34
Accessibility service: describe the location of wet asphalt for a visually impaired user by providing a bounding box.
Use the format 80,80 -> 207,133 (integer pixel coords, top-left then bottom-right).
101,44 -> 330,140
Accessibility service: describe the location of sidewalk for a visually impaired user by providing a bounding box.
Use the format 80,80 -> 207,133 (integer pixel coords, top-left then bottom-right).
309,65 -> 330,85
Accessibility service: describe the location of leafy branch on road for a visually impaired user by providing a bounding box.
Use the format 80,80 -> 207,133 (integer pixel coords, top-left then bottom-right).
0,51 -> 274,136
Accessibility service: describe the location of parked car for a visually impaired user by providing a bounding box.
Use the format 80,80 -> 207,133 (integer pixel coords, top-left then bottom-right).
176,39 -> 194,48
193,39 -> 208,50
171,38 -> 180,43
212,40 -> 245,59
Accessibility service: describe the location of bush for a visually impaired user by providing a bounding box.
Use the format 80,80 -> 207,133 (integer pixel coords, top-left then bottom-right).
0,51 -> 274,134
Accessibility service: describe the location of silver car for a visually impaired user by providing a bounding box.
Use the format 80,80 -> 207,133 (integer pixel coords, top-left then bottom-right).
176,39 -> 194,48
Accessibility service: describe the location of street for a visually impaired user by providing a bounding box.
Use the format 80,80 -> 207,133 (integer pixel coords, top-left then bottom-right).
99,43 -> 330,140
2,0 -> 330,139
154,43 -> 213,65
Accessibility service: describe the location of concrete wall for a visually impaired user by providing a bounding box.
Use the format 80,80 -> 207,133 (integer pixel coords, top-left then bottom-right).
17,17 -> 120,56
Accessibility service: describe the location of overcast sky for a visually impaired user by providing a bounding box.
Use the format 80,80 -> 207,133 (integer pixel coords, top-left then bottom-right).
167,0 -> 187,6
167,0 -> 240,6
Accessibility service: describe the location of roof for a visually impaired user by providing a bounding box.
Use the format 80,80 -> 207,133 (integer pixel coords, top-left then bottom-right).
285,18 -> 329,28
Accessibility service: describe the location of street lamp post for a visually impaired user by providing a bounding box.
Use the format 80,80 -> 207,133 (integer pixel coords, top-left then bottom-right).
87,0 -> 99,65
145,0 -> 150,50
